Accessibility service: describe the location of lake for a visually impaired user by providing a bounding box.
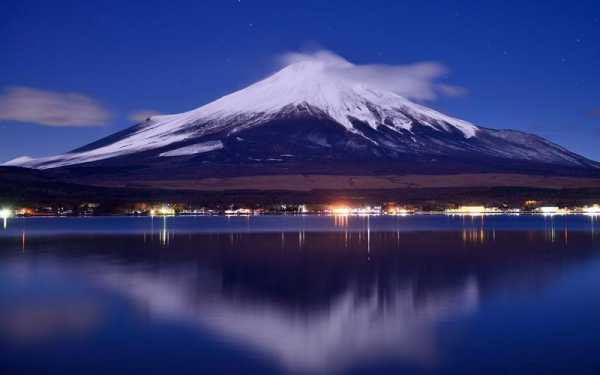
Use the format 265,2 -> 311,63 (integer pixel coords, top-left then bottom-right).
1,215 -> 600,374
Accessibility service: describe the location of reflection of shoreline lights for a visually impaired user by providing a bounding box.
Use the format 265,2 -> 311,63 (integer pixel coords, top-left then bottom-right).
1,208 -> 12,229
160,216 -> 168,246
333,214 -> 349,227
462,228 -> 488,243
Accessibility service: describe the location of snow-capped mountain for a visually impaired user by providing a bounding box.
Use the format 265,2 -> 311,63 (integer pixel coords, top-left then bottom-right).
4,56 -> 599,178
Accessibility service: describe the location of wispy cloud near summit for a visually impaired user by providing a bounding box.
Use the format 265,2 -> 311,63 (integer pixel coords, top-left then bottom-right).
279,49 -> 465,101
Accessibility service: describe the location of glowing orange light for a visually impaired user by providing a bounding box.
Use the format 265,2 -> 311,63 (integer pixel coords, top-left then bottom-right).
331,206 -> 351,215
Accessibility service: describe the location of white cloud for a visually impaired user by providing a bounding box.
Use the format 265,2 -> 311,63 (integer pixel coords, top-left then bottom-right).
128,109 -> 162,123
279,50 -> 466,101
437,84 -> 468,97
0,86 -> 111,127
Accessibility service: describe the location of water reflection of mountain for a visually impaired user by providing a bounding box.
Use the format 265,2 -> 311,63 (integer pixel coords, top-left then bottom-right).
2,229 -> 600,373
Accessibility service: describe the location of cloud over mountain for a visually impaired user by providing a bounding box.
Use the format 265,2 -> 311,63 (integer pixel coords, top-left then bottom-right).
279,50 -> 465,101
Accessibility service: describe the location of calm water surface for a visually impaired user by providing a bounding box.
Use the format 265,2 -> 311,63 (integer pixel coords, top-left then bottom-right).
1,215 -> 600,374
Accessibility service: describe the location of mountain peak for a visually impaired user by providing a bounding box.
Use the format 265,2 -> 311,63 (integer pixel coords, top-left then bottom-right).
180,58 -> 479,139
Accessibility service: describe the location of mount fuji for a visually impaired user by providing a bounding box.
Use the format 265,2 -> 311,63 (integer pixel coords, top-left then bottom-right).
4,54 -> 599,189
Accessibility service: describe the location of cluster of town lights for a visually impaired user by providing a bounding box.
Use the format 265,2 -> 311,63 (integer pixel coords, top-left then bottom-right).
327,206 -> 415,216
149,206 -> 176,217
225,208 -> 253,215
2,203 -> 600,218
444,205 -> 600,216
329,206 -> 383,216
1,208 -> 12,229
445,206 -> 496,215
0,208 -> 12,219
583,204 -> 600,214
326,204 -> 600,216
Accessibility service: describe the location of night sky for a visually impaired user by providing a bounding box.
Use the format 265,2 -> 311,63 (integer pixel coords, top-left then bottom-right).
1,0 -> 599,162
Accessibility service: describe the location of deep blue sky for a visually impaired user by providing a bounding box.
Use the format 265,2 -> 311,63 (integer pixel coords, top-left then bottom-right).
1,0 -> 599,162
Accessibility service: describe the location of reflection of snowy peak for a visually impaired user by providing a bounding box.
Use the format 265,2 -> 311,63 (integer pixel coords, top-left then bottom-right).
101,265 -> 478,373
5,58 -> 599,175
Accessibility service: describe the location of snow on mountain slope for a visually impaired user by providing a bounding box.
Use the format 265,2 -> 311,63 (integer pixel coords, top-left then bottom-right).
159,140 -> 223,157
2,55 -> 598,173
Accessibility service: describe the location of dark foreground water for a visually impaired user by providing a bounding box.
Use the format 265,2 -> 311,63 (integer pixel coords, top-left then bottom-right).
1,215 -> 600,374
